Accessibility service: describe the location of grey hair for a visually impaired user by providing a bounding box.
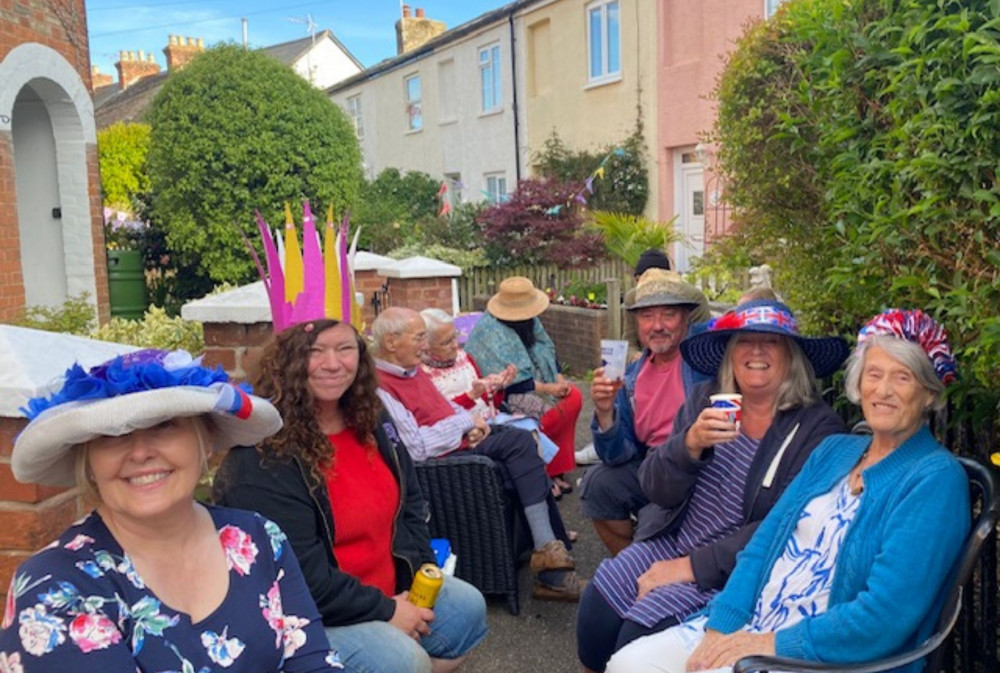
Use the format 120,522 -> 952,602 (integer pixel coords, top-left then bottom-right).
844,335 -> 945,411
370,307 -> 417,355
420,308 -> 454,340
717,334 -> 819,411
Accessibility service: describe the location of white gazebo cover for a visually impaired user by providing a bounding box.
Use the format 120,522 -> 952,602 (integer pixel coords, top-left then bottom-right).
0,325 -> 138,418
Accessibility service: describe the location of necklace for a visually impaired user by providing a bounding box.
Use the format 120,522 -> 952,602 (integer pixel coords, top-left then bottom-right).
848,450 -> 869,496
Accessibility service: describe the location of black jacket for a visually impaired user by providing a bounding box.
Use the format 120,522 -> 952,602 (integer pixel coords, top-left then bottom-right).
636,380 -> 847,592
212,412 -> 436,627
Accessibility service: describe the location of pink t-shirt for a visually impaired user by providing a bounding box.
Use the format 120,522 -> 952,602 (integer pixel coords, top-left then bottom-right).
632,354 -> 686,448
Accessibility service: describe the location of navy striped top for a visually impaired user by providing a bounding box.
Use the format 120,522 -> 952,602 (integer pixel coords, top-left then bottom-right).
592,432 -> 760,627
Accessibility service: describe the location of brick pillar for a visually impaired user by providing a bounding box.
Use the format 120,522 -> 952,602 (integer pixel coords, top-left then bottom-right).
201,321 -> 274,382
0,417 -> 83,605
355,269 -> 383,330
384,276 -> 455,313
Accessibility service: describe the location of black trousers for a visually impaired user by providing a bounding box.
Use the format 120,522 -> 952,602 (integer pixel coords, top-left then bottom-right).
470,424 -> 549,507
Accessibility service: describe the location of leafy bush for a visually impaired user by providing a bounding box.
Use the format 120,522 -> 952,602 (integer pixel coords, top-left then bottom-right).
91,306 -> 204,354
534,130 -> 649,215
10,297 -> 202,354
684,235 -> 758,303
353,168 -> 442,253
419,201 -> 487,251
713,0 -> 1000,422
146,44 -> 362,285
476,178 -> 606,268
556,280 -> 606,308
386,243 -> 486,270
97,122 -> 151,211
587,211 -> 682,268
13,294 -> 96,336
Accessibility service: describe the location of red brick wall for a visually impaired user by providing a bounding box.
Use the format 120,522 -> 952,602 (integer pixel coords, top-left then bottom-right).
0,134 -> 23,320
388,277 -> 455,314
202,322 -> 274,382
0,417 -> 83,603
355,269 -> 383,330
0,0 -> 91,70
472,296 -> 608,374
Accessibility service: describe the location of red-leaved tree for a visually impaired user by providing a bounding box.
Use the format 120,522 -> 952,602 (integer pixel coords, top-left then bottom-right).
476,178 -> 606,268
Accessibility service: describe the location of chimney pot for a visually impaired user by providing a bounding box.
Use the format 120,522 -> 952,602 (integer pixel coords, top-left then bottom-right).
138,49 -> 145,60
197,38 -> 204,48
416,7 -> 425,17
402,4 -> 411,17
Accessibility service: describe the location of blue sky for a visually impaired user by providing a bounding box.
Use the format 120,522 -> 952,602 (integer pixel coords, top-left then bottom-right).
87,0 -> 502,82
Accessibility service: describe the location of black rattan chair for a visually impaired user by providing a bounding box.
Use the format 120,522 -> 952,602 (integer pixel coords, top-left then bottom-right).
414,454 -> 522,615
734,456 -> 998,673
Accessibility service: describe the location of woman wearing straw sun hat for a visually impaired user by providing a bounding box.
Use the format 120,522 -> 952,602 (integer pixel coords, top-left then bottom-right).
576,298 -> 848,673
465,276 -> 584,498
0,349 -> 342,672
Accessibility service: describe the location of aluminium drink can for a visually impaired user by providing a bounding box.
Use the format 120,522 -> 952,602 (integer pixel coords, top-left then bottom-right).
408,563 -> 444,609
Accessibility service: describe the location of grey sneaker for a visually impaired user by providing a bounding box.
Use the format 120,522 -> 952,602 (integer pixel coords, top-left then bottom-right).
575,442 -> 600,465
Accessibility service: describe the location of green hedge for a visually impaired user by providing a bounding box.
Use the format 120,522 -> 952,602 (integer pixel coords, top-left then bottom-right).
713,0 -> 1000,416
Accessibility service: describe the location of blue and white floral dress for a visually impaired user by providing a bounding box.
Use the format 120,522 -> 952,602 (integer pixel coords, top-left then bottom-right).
0,506 -> 342,673
679,476 -> 862,646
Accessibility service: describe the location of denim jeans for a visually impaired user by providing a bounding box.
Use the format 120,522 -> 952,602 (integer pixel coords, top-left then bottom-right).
325,576 -> 488,673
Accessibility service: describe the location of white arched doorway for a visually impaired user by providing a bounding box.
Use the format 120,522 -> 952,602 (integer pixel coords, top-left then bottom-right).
13,84 -> 66,307
0,43 -> 99,312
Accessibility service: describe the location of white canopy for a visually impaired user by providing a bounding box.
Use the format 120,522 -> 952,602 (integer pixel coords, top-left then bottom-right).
0,325 -> 138,418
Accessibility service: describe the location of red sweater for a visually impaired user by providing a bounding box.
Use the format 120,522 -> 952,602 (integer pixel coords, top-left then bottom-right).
323,429 -> 399,596
377,367 -> 457,427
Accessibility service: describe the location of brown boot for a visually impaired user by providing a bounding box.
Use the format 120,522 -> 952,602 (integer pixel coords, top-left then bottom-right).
532,572 -> 587,602
529,539 -> 575,573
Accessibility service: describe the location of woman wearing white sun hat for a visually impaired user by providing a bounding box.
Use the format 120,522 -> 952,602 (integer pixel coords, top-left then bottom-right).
0,349 -> 342,672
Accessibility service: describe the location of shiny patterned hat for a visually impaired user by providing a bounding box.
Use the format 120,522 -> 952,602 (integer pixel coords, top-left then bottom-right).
857,309 -> 958,384
680,299 -> 849,378
13,349 -> 282,487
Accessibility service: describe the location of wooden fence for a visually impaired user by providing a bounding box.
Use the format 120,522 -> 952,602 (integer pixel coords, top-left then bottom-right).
456,259 -> 633,312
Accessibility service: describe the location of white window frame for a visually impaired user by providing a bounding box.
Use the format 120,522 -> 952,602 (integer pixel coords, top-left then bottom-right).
405,74 -> 422,132
479,43 -> 502,113
484,173 -> 508,204
347,95 -> 363,140
764,0 -> 786,17
586,0 -> 621,85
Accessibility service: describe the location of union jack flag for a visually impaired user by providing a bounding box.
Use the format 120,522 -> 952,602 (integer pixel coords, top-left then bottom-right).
739,306 -> 798,332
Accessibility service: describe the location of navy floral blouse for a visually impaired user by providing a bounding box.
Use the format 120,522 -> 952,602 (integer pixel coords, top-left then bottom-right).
0,506 -> 342,672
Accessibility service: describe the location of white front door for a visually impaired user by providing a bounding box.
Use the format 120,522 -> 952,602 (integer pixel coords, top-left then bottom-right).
13,88 -> 67,308
674,161 -> 706,272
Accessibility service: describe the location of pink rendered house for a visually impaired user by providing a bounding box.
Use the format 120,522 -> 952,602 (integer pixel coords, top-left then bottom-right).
657,0 -> 780,270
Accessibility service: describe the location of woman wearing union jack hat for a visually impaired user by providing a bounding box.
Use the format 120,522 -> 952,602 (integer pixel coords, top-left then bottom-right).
607,308 -> 969,673
578,298 -> 849,673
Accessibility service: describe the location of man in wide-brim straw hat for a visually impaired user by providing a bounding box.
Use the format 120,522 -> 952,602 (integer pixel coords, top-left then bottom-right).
581,268 -> 711,556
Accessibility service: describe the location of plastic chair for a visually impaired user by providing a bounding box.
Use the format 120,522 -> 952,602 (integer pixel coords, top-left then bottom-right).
734,456 -> 998,673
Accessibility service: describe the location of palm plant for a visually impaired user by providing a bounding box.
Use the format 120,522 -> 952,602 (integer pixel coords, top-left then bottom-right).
587,211 -> 685,267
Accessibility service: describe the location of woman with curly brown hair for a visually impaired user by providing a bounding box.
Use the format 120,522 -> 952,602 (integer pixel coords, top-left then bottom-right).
213,320 -> 488,673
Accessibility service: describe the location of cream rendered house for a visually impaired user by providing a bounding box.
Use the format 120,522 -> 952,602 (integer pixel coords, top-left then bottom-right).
328,5 -> 538,205
519,0 -> 659,218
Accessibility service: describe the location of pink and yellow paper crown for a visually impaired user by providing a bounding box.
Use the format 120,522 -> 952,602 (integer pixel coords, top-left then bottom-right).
247,201 -> 364,333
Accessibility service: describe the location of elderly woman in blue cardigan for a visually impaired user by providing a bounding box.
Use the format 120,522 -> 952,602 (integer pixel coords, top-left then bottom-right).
606,309 -> 970,673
